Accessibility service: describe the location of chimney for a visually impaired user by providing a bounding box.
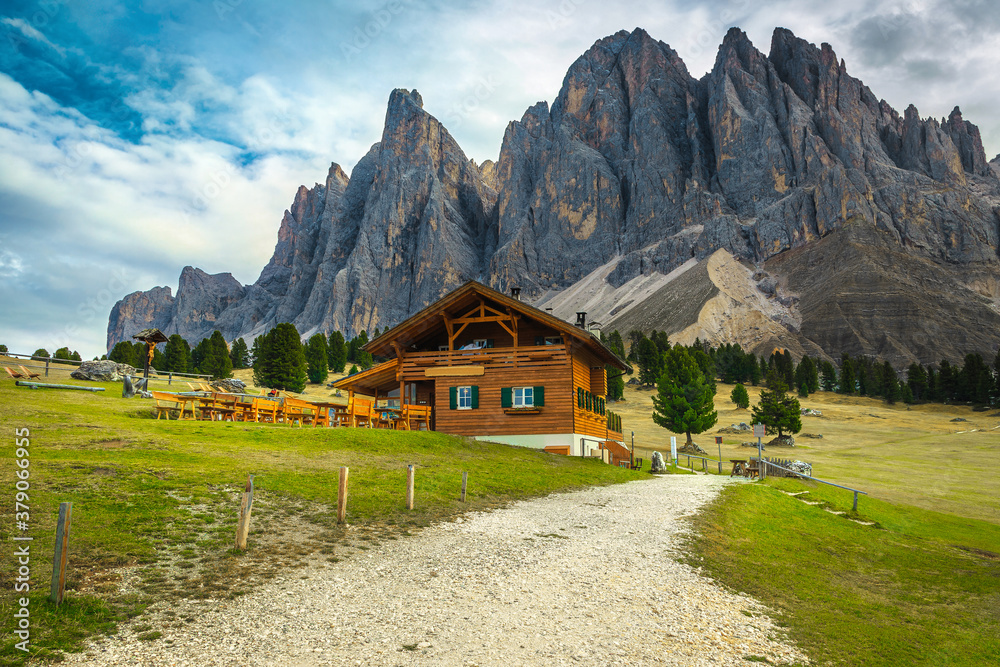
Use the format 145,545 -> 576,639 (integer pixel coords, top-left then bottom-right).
510,287 -> 521,300
576,312 -> 587,328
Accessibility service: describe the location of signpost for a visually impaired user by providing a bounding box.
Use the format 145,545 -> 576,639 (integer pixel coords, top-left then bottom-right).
715,435 -> 722,469
670,436 -> 677,464
753,423 -> 766,479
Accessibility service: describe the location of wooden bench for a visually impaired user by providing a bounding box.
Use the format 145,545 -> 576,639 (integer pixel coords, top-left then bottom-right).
631,457 -> 643,471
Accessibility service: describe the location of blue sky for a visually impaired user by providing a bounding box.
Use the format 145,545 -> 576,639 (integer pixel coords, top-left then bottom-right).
1,0 -> 998,358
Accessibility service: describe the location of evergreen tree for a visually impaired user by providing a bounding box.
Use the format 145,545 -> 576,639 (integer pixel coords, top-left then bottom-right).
959,353 -> 992,405
838,354 -> 855,394
993,349 -> 1000,406
938,360 -> 957,403
305,333 -> 329,384
203,331 -> 233,379
857,365 -> 869,396
751,374 -> 802,438
907,363 -> 928,401
901,383 -> 915,404
108,342 -> 133,366
229,338 -> 250,369
327,331 -> 347,373
926,366 -> 940,402
882,361 -> 900,404
636,336 -> 661,386
652,345 -> 718,446
782,350 -> 795,387
759,355 -> 769,383
689,346 -> 716,388
190,338 -> 212,374
132,342 -> 147,368
603,330 -> 626,401
0,344 -> 7,354
748,352 -> 763,386
820,360 -> 838,392
164,335 -> 191,373
730,383 -> 750,409
348,364 -> 359,376
252,323 -> 307,392
53,347 -> 74,361
794,356 -> 818,396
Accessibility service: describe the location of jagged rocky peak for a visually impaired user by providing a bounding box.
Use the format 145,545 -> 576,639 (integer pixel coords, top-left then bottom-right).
108,26 -> 1000,366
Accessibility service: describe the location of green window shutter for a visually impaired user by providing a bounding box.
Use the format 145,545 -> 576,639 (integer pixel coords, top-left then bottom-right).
601,398 -> 605,415
449,386 -> 457,410
586,392 -> 591,411
577,387 -> 583,408
501,387 -> 512,408
471,385 -> 479,409
533,386 -> 544,406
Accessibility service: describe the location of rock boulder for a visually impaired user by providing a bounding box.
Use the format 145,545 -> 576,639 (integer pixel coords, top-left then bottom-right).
72,361 -> 138,382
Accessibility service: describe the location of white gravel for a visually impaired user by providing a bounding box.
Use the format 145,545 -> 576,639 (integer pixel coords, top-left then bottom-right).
67,475 -> 807,666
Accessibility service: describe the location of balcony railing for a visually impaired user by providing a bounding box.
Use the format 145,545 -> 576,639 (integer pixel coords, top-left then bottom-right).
399,344 -> 568,377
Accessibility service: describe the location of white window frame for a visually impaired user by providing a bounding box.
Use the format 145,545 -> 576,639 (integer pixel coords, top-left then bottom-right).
472,339 -> 488,349
457,386 -> 473,410
512,386 -> 534,408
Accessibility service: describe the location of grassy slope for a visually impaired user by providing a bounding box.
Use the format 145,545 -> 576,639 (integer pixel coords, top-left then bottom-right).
688,478 -> 1000,666
0,371 -> 641,663
615,382 -> 1000,524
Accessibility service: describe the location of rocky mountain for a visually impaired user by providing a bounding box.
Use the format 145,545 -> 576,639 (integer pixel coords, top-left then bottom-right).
108,27 -> 1000,367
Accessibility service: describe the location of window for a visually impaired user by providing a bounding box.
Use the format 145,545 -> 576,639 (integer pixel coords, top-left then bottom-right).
513,386 -> 533,408
544,336 -> 563,345
449,385 -> 479,410
502,386 -> 545,408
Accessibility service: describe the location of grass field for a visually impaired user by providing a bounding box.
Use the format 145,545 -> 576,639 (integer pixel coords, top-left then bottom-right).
0,362 -> 642,663
688,477 -> 1000,666
617,382 -> 1000,524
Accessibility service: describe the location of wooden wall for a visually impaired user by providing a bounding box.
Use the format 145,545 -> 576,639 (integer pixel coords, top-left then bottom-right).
571,350 -> 612,439
433,361 -> 574,437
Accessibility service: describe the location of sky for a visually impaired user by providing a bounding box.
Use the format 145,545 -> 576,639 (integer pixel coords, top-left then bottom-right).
1,0 -> 998,358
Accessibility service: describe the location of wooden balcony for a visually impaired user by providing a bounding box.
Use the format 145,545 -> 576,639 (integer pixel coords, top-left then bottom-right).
399,344 -> 568,379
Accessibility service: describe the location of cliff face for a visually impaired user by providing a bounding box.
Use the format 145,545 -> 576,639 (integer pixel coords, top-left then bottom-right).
108,27 -> 1000,365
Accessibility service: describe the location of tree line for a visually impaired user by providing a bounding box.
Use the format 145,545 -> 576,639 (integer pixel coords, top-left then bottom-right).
621,329 -> 1000,408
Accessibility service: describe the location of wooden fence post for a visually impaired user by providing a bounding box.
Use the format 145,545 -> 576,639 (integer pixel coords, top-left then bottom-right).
337,467 -> 348,524
460,471 -> 468,503
406,465 -> 415,510
50,502 -> 72,605
45,358 -> 50,378
235,474 -> 255,551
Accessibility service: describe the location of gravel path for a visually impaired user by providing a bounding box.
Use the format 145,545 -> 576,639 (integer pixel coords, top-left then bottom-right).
68,475 -> 807,666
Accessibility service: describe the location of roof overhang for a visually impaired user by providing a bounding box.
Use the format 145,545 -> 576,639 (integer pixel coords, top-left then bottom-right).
331,359 -> 397,394
363,281 -> 628,370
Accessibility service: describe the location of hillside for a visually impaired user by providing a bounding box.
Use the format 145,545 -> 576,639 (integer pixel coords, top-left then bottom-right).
108,26 -> 1000,367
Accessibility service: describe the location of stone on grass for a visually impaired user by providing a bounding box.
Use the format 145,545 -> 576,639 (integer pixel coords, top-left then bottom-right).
650,451 -> 667,473
72,360 -> 137,382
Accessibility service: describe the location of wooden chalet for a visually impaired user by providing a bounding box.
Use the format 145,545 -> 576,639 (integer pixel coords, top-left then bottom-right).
333,281 -> 627,456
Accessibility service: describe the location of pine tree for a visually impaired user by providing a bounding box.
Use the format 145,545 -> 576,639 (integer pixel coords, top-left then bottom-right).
164,335 -> 191,373
838,354 -> 855,394
229,338 -> 250,369
636,336 -> 661,386
305,333 -> 329,384
190,338 -> 212,374
252,323 -> 307,392
730,383 -> 750,409
53,347 -> 74,361
751,374 -> 802,438
327,331 -> 347,373
603,330 -> 626,401
939,360 -> 957,403
857,365 -> 869,396
108,342 -> 134,366
820,360 -> 838,392
794,357 -> 817,397
204,331 -> 233,379
152,347 -> 166,371
651,346 -> 718,446
882,361 -> 900,404
907,363 -> 928,401
348,364 -> 359,376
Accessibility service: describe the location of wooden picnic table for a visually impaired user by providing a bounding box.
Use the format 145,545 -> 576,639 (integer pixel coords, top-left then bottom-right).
729,459 -> 747,477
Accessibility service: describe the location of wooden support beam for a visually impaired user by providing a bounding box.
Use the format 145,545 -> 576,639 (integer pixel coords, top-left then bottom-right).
337,467 -> 348,524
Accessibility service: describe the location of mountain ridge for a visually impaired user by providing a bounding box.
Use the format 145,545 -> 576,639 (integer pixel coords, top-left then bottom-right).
108,26 -> 1000,366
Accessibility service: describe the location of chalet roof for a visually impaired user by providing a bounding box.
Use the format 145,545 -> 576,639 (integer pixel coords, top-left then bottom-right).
333,359 -> 398,394
132,328 -> 169,344
364,280 -> 628,370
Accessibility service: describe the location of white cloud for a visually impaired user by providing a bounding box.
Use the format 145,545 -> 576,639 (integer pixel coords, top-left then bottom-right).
1,17 -> 66,56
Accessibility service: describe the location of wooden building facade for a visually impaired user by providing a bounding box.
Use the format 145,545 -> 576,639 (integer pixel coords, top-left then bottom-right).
332,281 -> 627,455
